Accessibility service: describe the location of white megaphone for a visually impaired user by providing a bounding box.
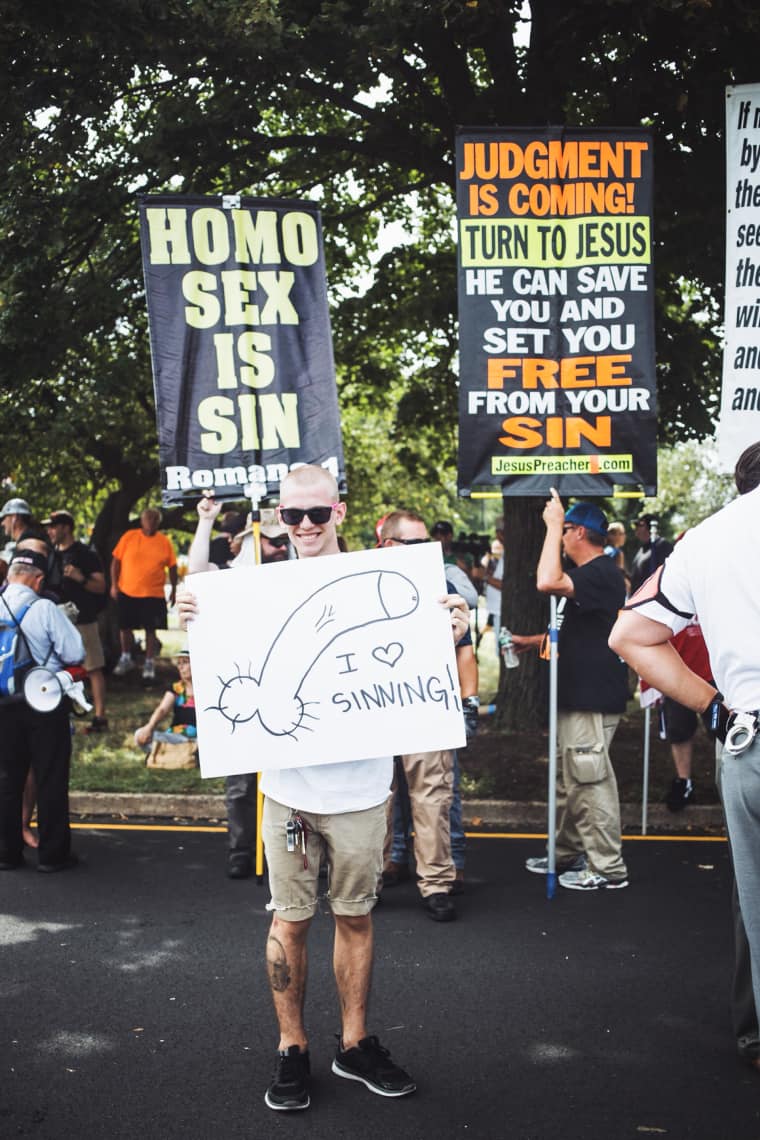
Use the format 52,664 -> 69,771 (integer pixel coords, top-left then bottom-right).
23,665 -> 93,714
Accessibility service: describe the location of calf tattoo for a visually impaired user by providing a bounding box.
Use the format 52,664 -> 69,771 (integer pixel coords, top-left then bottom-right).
266,934 -> 291,992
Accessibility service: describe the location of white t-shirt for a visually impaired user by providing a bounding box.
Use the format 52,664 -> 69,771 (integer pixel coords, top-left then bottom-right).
260,756 -> 393,815
1,583 -> 85,672
485,555 -> 503,620
626,484 -> 760,712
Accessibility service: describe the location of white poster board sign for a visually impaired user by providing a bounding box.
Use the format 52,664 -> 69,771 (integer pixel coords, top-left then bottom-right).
719,84 -> 760,466
187,543 -> 466,777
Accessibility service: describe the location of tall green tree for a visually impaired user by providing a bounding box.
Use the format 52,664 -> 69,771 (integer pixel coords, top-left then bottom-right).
2,0 -> 758,722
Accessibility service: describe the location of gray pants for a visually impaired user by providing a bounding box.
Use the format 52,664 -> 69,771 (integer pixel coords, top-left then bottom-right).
717,743 -> 760,1059
720,734 -> 760,1036
224,773 -> 257,854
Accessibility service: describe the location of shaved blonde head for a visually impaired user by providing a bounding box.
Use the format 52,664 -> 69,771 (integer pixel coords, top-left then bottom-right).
280,465 -> 339,501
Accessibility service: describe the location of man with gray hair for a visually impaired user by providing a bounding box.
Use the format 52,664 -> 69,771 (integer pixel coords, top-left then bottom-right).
0,548 -> 84,871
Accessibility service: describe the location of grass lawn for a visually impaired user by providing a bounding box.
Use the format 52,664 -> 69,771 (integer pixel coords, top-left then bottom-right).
70,627 -> 225,796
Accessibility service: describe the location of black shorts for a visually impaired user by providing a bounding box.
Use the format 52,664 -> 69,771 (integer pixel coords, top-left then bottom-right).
660,698 -> 697,744
660,696 -> 719,743
117,592 -> 168,631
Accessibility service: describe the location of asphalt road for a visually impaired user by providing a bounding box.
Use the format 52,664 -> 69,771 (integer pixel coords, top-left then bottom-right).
3,825 -> 759,1140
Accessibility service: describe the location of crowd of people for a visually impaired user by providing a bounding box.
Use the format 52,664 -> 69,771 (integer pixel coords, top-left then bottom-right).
2,443 -> 760,1107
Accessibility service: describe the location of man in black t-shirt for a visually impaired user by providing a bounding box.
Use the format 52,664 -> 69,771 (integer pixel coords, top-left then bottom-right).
44,510 -> 109,732
512,491 -> 629,891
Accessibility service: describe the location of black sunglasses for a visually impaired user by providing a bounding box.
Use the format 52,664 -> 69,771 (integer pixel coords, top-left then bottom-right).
265,534 -> 290,548
388,536 -> 430,546
278,504 -> 339,525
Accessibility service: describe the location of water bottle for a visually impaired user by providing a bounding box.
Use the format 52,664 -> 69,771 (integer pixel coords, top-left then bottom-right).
498,626 -> 520,668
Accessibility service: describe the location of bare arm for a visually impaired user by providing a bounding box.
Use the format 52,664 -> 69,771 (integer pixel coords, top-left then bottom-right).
609,610 -> 717,713
536,488 -> 575,597
63,565 -> 106,594
134,690 -> 176,746
110,557 -> 121,600
188,495 -> 222,574
455,642 -> 478,699
510,632 -> 544,653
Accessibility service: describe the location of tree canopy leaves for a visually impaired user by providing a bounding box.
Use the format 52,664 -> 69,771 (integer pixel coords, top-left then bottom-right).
2,0 -> 759,717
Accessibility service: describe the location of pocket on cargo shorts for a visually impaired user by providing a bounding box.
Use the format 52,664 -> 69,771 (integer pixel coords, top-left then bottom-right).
566,744 -> 607,784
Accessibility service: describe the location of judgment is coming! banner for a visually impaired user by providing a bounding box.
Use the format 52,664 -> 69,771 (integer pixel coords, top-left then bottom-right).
456,127 -> 657,498
138,194 -> 345,505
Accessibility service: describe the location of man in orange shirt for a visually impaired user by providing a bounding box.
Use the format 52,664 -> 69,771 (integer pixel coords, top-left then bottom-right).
110,508 -> 178,681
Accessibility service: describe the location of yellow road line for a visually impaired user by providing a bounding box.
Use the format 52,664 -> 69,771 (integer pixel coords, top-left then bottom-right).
470,831 -> 726,843
71,822 -> 226,833
67,822 -> 727,842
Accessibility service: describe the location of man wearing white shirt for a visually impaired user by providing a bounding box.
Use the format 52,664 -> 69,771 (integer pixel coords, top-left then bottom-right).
609,452 -> 760,1032
0,549 -> 84,872
179,465 -> 469,1112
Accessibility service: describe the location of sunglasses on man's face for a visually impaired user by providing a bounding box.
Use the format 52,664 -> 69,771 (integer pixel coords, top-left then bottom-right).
264,534 -> 290,548
388,536 -> 430,546
278,504 -> 339,526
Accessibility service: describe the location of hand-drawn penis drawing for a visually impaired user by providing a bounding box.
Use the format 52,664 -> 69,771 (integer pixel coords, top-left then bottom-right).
208,570 -> 420,738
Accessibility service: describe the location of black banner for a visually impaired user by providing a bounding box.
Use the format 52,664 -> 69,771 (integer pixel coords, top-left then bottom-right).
138,194 -> 345,505
456,127 -> 657,497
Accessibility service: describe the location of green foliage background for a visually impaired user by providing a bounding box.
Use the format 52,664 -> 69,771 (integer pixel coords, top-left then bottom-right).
2,0 -> 758,723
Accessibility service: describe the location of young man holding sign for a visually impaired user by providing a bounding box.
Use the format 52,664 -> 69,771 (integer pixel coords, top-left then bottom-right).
180,464 -> 469,1111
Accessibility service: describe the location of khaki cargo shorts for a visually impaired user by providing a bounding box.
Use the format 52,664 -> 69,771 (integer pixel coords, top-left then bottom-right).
262,796 -> 387,920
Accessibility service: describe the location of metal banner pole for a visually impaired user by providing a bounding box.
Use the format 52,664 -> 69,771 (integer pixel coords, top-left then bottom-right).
547,594 -> 559,900
248,484 -> 266,885
641,704 -> 651,835
639,516 -> 658,838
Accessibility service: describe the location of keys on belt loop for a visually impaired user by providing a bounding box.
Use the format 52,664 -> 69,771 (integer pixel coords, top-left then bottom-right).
286,813 -> 309,869
725,711 -> 760,756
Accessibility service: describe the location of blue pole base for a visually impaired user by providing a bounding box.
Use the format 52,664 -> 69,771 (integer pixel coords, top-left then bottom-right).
546,871 -> 557,900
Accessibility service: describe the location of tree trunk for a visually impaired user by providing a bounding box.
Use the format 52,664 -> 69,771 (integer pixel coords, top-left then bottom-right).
495,496 -> 551,731
91,478 -> 155,667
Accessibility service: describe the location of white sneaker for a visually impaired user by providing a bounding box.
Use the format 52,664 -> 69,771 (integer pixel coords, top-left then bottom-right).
559,869 -> 628,891
113,654 -> 134,676
526,854 -> 587,875
142,659 -> 156,681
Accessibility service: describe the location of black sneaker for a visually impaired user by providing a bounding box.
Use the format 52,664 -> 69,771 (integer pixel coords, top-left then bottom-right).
422,892 -> 456,922
264,1045 -> 310,1111
332,1035 -> 416,1097
665,777 -> 694,812
226,851 -> 253,879
37,853 -> 80,874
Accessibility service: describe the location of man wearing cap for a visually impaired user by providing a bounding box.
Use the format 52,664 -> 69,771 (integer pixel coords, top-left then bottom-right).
44,510 -> 109,733
1,497 -> 35,549
629,513 -> 673,594
512,490 -> 630,891
1,498 -> 60,585
0,548 -> 84,871
187,494 -> 290,878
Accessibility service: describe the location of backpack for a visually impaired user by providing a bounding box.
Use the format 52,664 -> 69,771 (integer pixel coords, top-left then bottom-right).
0,595 -> 39,702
